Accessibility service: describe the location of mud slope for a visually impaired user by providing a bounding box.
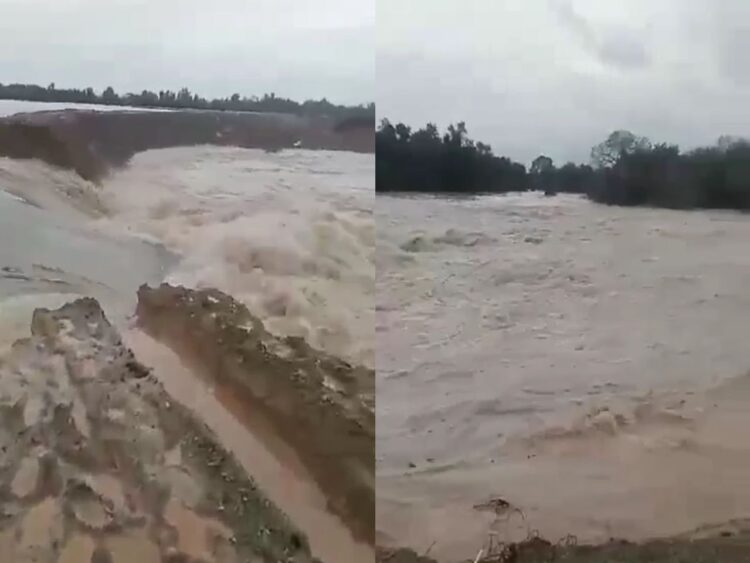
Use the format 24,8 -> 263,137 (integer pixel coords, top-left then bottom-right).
136,284 -> 375,545
0,297 -> 316,562
0,109 -> 374,182
378,532 -> 750,563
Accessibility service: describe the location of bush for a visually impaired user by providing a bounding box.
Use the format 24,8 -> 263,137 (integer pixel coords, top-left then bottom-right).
377,120 -> 750,212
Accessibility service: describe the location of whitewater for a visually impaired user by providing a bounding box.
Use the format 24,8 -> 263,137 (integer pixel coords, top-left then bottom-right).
0,144 -> 374,367
377,191 -> 750,561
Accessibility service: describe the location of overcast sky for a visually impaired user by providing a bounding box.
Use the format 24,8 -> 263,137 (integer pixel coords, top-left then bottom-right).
378,0 -> 750,164
0,0 -> 373,105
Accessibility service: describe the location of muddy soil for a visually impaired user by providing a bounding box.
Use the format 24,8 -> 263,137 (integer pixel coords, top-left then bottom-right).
135,284 -> 375,546
0,297 -> 316,562
0,109 -> 374,182
378,529 -> 750,563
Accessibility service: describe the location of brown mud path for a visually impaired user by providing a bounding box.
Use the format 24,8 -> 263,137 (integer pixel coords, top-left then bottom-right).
0,297 -> 315,562
135,284 -> 375,550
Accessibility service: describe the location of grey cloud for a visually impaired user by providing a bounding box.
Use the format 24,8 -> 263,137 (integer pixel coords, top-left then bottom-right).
0,0 -> 373,104
552,0 -> 650,70
711,2 -> 750,87
378,0 -> 750,165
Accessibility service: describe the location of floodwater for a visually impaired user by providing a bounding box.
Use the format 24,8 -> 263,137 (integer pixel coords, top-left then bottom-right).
0,99 -> 170,116
0,146 -> 374,364
0,143 -> 374,562
377,192 -> 750,561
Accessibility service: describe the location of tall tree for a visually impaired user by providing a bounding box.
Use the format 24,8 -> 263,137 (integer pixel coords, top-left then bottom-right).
591,130 -> 651,168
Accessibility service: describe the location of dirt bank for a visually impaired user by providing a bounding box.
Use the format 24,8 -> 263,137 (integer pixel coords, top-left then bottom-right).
0,109 -> 374,182
0,297 -> 317,562
135,284 -> 375,546
378,528 -> 750,563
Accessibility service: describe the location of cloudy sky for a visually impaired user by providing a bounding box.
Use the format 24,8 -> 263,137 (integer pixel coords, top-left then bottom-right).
378,0 -> 750,164
0,0 -> 373,104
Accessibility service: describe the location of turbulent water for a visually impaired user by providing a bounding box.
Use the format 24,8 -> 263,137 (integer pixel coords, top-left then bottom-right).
377,192 -> 750,560
0,103 -> 175,350
0,146 -> 374,367
0,143 -> 374,562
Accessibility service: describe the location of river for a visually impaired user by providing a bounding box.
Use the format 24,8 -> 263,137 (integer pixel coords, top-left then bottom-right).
377,192 -> 750,561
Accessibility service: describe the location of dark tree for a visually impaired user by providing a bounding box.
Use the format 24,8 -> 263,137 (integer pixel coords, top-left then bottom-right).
530,155 -> 555,193
0,82 -> 374,121
590,132 -> 750,210
101,86 -> 119,104
376,120 -> 528,193
591,130 -> 652,169
378,121 -> 750,212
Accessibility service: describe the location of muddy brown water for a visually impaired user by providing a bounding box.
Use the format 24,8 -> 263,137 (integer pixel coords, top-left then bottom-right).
377,192 -> 750,561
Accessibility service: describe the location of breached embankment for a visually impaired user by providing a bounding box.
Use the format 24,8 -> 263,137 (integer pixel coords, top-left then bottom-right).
0,297 -> 316,563
135,283 -> 375,547
0,109 -> 374,182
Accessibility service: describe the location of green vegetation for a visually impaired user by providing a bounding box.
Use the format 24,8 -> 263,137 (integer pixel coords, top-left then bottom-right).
588,132 -> 750,209
377,120 -> 750,211
0,82 -> 374,121
376,120 -> 526,193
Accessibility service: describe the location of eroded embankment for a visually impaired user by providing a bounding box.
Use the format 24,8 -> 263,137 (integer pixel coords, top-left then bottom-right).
0,109 -> 374,182
0,297 -> 316,562
135,283 -> 375,546
377,531 -> 750,563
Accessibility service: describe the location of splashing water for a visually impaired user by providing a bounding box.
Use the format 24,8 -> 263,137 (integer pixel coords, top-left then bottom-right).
377,191 -> 750,560
0,146 -> 374,367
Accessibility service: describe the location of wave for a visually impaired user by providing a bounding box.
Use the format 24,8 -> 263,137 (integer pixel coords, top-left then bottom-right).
400,228 -> 495,252
0,156 -> 106,218
521,397 -> 695,450
1,144 -> 374,368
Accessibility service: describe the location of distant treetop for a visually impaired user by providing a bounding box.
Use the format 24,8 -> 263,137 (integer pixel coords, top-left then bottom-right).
378,119 -> 750,211
0,82 -> 374,121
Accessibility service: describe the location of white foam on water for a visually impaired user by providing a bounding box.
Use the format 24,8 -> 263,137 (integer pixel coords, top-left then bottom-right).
377,191 -> 750,559
93,146 -> 374,367
0,146 -> 375,561
0,146 -> 374,368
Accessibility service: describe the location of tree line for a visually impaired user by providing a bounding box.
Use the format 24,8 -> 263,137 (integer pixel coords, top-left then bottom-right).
376,120 -> 526,193
377,120 -> 750,211
0,82 -> 374,121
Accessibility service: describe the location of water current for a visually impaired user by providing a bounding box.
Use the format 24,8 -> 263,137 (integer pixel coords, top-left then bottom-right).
377,192 -> 750,560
